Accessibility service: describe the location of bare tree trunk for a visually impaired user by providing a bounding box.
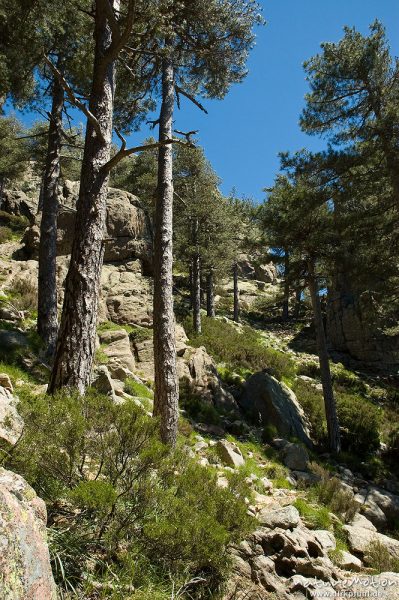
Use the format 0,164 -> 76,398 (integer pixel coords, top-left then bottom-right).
282,250 -> 289,321
206,269 -> 215,317
192,252 -> 201,333
233,262 -> 239,322
152,53 -> 179,446
307,260 -> 341,453
49,2 -> 117,394
37,73 -> 64,358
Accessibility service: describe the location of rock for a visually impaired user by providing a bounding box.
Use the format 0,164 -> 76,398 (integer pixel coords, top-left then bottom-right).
258,505 -> 300,529
0,467 -> 57,599
281,443 -> 310,471
24,185 -> 153,271
313,530 -> 336,551
239,372 -> 313,448
338,550 -> 362,571
0,373 -> 13,392
0,386 -> 23,446
344,517 -> 399,557
216,439 -> 244,468
98,328 -> 135,373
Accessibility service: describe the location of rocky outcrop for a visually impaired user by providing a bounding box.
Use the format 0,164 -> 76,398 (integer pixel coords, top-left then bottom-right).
239,371 -> 313,448
22,182 -> 153,273
0,467 -> 57,600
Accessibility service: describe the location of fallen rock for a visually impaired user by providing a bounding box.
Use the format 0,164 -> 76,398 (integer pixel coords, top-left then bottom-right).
281,442 -> 309,471
216,439 -> 245,468
258,505 -> 300,529
239,371 -> 313,448
0,467 -> 57,599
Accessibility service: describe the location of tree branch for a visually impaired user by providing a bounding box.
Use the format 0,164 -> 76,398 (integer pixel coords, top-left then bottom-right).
175,85 -> 208,114
43,55 -> 105,143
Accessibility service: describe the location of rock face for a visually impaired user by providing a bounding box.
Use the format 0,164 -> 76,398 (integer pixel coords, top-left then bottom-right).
23,182 -> 153,273
0,385 -> 24,447
0,467 -> 57,600
239,371 -> 313,448
327,276 -> 399,370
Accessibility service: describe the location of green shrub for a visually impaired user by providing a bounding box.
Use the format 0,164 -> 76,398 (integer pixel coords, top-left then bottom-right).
7,389 -> 253,596
124,378 -> 154,400
185,316 -> 295,381
293,498 -> 332,529
309,463 -> 358,523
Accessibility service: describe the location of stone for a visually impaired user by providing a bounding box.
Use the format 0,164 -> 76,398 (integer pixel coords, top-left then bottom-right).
338,550 -> 362,571
239,372 -> 313,448
0,386 -> 23,446
281,443 -> 310,471
216,439 -> 245,468
258,505 -> 300,529
0,467 -> 57,599
0,373 -> 13,392
98,328 -> 135,373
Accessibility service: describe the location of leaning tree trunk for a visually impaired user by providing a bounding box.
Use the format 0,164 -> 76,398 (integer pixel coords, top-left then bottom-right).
282,250 -> 290,321
307,260 -> 341,453
152,54 -> 179,446
192,252 -> 201,333
37,73 -> 64,359
48,3 -> 117,394
233,262 -> 239,322
206,269 -> 215,317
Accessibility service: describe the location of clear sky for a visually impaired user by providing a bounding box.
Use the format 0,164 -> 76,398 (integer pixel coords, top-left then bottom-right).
6,0 -> 399,202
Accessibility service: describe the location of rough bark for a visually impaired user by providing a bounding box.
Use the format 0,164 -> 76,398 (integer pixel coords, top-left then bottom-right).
206,269 -> 215,317
37,73 -> 64,358
233,262 -> 240,322
307,260 -> 341,453
152,54 -> 179,446
282,251 -> 290,321
48,2 -> 118,394
192,252 -> 201,333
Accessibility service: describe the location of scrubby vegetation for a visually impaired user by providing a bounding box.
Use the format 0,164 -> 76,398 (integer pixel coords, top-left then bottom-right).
185,316 -> 295,382
3,389 -> 253,598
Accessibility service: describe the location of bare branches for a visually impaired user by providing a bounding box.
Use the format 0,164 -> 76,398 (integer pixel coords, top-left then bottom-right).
102,135 -> 194,174
175,85 -> 208,114
43,55 -> 105,144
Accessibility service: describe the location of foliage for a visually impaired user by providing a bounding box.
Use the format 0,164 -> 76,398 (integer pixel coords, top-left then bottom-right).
6,390 -> 253,596
186,316 -> 295,381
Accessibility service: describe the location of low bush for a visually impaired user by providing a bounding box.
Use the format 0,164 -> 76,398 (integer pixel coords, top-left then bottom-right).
185,316 -> 295,381
6,390 -> 253,597
309,463 -> 358,523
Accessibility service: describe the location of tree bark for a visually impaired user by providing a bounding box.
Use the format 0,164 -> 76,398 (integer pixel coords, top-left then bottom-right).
206,269 -> 215,317
282,250 -> 290,321
192,252 -> 201,333
233,262 -> 239,322
152,53 -> 179,446
307,260 -> 341,453
48,1 -> 118,394
37,72 -> 64,359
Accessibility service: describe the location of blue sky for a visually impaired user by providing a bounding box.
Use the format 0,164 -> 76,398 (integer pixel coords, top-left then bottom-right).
7,0 -> 399,202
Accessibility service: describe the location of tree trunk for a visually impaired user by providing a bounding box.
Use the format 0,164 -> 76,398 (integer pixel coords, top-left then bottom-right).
282,251 -> 289,320
152,54 -> 179,446
307,260 -> 341,453
192,252 -> 201,333
206,269 -> 215,317
37,72 -> 64,358
233,262 -> 239,322
48,2 -> 118,394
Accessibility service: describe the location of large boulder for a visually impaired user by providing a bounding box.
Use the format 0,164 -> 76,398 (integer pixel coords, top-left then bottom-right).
0,467 -> 57,599
23,183 -> 153,272
0,385 -> 23,447
239,371 -> 313,448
